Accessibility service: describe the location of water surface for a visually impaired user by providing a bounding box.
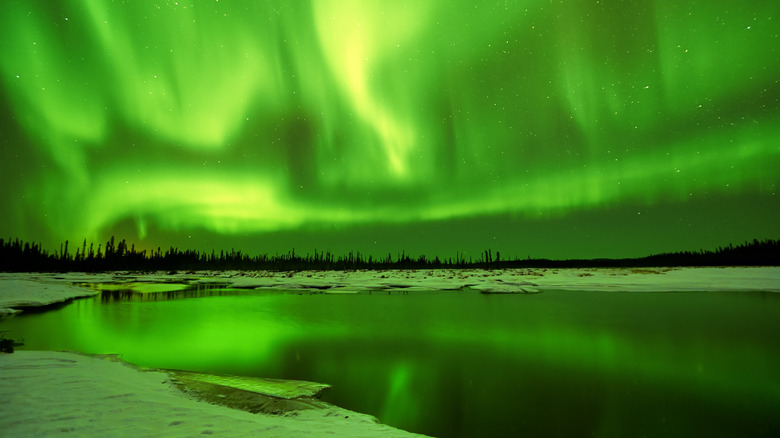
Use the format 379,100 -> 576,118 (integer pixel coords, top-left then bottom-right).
2,285 -> 779,437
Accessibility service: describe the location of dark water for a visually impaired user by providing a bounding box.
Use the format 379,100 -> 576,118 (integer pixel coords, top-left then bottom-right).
2,286 -> 779,437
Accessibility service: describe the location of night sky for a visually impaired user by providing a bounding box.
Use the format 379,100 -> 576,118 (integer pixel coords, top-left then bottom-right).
1,1 -> 778,260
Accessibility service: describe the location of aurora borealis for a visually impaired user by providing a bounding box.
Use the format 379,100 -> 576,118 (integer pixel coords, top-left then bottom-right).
1,0 -> 778,259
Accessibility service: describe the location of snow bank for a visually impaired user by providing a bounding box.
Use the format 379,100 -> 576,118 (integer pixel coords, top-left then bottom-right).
2,267 -> 778,313
0,351 -> 423,437
0,277 -> 98,315
200,267 -> 780,293
528,266 -> 780,292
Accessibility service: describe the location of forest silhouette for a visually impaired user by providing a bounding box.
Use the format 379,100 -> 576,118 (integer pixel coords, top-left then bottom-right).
0,236 -> 777,272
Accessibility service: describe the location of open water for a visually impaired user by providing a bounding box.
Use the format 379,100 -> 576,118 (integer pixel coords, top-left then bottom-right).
2,284 -> 779,437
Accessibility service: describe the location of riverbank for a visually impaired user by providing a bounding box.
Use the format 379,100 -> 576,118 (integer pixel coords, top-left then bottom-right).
0,350 -> 422,437
0,277 -> 100,316
2,267 -> 779,314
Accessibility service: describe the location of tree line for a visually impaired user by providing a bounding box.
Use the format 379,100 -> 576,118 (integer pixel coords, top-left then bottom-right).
0,236 -> 777,272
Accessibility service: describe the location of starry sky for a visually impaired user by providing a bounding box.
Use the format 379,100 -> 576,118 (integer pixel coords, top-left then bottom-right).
1,0 -> 778,260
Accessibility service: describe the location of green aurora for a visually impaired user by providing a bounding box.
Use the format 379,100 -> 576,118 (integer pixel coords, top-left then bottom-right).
1,0 -> 778,259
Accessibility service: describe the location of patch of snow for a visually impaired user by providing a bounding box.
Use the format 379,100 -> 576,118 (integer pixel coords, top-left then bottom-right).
0,278 -> 98,314
210,267 -> 779,293
528,267 -> 780,292
168,370 -> 330,399
0,351 -> 423,437
2,268 -> 777,315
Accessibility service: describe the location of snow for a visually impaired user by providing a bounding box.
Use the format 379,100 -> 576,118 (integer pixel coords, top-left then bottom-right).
187,266 -> 779,293
0,277 -> 98,314
2,267 -> 778,316
526,266 -> 780,292
0,351 -> 423,437
169,370 -> 331,400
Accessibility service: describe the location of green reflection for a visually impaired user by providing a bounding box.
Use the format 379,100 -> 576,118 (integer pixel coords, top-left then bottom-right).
2,288 -> 779,436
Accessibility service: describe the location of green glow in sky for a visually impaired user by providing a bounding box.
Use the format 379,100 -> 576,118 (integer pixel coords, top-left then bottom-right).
1,1 -> 778,258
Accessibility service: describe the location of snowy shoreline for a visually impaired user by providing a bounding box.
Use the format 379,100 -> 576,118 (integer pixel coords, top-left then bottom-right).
2,266 -> 778,316
0,278 -> 99,316
0,350 -> 423,437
